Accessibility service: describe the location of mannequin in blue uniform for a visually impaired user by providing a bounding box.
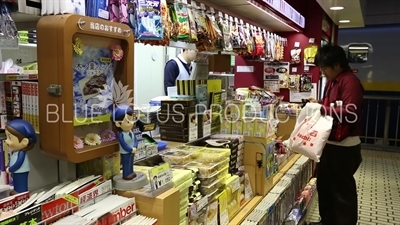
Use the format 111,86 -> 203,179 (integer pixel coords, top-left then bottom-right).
111,104 -> 137,180
5,119 -> 37,194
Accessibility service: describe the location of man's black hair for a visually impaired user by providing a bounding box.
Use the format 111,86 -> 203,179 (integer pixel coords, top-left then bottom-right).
315,44 -> 349,69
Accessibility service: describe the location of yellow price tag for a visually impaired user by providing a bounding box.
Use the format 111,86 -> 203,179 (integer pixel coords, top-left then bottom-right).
63,194 -> 78,205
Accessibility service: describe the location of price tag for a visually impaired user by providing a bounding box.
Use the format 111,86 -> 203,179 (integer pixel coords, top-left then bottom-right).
219,210 -> 229,225
196,196 -> 208,212
304,66 -> 309,72
309,38 -> 315,44
294,42 -> 300,48
210,7 -> 215,13
231,179 -> 241,192
148,163 -> 172,190
291,67 -> 297,73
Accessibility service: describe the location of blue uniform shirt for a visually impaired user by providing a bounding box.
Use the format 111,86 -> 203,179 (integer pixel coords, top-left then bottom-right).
9,151 -> 30,173
117,131 -> 135,154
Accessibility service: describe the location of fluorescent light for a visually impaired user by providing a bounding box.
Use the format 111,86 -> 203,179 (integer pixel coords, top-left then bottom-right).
247,0 -> 300,32
330,6 -> 344,10
339,20 -> 350,23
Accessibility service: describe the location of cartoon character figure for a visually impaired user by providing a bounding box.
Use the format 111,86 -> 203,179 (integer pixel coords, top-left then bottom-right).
5,120 -> 37,194
111,104 -> 137,180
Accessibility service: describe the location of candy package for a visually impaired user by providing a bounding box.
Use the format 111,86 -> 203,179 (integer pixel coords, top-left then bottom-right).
135,0 -> 163,40
169,2 -> 190,41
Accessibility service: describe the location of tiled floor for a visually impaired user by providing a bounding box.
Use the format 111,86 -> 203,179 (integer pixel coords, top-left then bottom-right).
306,150 -> 400,225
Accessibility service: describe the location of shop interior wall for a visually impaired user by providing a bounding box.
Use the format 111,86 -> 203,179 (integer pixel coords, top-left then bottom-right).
134,44 -> 169,106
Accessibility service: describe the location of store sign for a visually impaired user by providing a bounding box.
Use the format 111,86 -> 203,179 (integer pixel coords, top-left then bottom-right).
77,18 -> 131,38
148,163 -> 173,190
261,0 -> 305,28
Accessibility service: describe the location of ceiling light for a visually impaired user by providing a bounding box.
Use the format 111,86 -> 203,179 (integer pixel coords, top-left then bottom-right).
330,6 -> 344,10
339,20 -> 351,23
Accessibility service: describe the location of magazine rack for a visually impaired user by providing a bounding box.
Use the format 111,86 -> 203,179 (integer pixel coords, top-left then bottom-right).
37,15 -> 134,163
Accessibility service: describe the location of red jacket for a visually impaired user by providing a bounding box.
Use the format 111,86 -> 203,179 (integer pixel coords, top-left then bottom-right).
320,69 -> 364,140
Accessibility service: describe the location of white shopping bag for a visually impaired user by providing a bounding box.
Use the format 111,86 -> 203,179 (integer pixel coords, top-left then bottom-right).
284,103 -> 333,162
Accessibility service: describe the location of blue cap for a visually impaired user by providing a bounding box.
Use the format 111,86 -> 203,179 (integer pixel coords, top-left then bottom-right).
110,104 -> 133,122
7,119 -> 37,144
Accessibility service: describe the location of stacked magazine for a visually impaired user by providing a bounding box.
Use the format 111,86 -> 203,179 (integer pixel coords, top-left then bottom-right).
0,175 -> 157,225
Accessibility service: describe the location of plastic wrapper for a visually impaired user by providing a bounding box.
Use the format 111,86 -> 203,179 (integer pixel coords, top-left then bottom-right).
0,4 -> 19,40
135,0 -> 163,40
198,165 -> 228,186
196,148 -> 229,163
186,159 -> 227,177
161,149 -> 196,165
200,177 -> 224,195
187,3 -> 197,41
169,2 -> 190,41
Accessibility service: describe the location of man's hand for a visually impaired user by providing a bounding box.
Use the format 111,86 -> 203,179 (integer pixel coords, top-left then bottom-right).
308,97 -> 318,103
132,147 -> 137,154
6,167 -> 10,174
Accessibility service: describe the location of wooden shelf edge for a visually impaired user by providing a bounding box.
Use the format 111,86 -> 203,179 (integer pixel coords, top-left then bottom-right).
229,154 -> 302,224
228,196 -> 263,225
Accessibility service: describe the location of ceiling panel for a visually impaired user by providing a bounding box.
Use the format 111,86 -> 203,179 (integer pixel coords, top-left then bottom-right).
317,0 -> 365,28
195,0 -> 300,32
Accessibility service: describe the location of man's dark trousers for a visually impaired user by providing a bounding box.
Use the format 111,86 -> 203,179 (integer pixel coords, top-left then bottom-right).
317,143 -> 362,225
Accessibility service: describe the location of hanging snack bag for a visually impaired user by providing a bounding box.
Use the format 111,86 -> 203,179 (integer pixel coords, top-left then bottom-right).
193,3 -> 209,51
231,17 -> 240,49
170,0 -> 190,41
299,73 -> 312,92
238,19 -> 247,50
205,8 -> 223,51
135,0 -> 163,40
159,0 -> 171,45
304,45 -> 318,65
252,27 -> 265,57
218,13 -> 232,52
245,24 -> 255,56
187,2 -> 198,42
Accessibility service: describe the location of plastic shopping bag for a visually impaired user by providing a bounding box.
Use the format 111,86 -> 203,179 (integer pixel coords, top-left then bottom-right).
284,103 -> 333,162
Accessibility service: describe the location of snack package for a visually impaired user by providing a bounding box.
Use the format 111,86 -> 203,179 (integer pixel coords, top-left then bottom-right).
127,0 -> 136,29
231,18 -> 240,49
187,2 -> 198,41
299,73 -> 312,92
304,45 -> 318,65
205,9 -> 223,51
159,0 -> 171,45
109,0 -> 120,22
218,13 -> 232,52
288,74 -> 300,90
253,27 -> 265,57
170,2 -> 190,41
135,0 -> 163,40
290,47 -> 301,65
119,0 -> 129,24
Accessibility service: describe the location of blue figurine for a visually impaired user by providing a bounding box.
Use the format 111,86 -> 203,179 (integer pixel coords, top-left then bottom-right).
111,104 -> 137,180
5,119 -> 37,195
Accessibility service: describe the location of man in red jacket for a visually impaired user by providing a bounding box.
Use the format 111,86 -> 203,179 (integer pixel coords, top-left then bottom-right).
308,44 -> 364,225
